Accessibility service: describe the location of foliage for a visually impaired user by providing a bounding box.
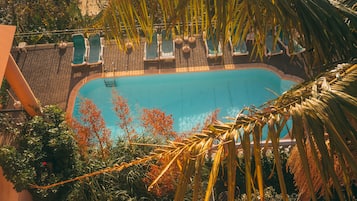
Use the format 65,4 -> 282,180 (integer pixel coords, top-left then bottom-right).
112,91 -> 179,198
69,92 -> 182,200
0,111 -> 22,146
2,0 -> 95,44
0,105 -> 81,201
287,139 -> 357,201
100,0 -> 357,76
28,60 -> 357,201
141,108 -> 176,140
235,186 -> 298,201
224,146 -> 297,197
68,136 -> 160,201
142,110 -> 221,200
143,153 -> 179,198
71,98 -> 112,160
112,90 -> 178,140
112,90 -> 136,141
46,63 -> 357,201
0,79 -> 9,108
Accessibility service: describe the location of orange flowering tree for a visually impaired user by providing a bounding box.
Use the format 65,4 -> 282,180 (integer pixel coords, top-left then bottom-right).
141,108 -> 177,140
143,109 -> 220,198
70,92 -> 222,199
112,90 -> 136,141
71,98 -> 112,160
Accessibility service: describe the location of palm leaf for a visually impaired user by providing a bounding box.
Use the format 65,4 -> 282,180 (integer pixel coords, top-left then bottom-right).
252,125 -> 264,200
290,108 -> 318,201
225,130 -> 237,201
268,117 -> 288,200
204,143 -> 223,201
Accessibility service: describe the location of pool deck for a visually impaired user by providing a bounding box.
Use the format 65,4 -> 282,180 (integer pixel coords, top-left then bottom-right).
10,36 -> 307,114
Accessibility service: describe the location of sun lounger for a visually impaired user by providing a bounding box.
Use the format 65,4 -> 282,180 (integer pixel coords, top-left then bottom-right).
87,33 -> 104,65
144,32 -> 159,61
229,32 -> 249,56
265,33 -> 283,57
204,32 -> 223,58
278,32 -> 306,57
71,34 -> 88,67
229,28 -> 249,56
159,30 -> 175,60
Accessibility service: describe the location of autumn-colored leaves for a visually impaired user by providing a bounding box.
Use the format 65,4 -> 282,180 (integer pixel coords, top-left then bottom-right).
69,89 -> 221,197
70,98 -> 112,160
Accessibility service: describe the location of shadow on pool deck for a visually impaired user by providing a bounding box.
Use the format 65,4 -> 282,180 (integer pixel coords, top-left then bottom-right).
10,36 -> 307,111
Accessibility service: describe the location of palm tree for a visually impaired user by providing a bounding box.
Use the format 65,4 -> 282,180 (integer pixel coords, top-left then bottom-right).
33,1 -> 357,200
99,0 -> 356,76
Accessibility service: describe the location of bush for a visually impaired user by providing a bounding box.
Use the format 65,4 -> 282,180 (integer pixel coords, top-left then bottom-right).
68,136 -> 161,201
216,146 -> 297,199
0,105 -> 81,201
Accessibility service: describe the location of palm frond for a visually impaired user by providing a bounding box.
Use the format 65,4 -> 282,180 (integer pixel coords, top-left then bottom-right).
99,0 -> 356,74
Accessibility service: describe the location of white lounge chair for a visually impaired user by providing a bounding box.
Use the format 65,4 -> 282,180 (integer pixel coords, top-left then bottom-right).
159,30 -> 175,60
144,32 -> 159,61
229,38 -> 249,56
229,30 -> 249,56
265,33 -> 283,57
203,31 -> 223,59
278,32 -> 306,57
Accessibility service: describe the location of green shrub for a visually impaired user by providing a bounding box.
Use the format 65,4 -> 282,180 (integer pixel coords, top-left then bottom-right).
68,136 -> 161,201
0,105 -> 81,201
216,146 -> 297,199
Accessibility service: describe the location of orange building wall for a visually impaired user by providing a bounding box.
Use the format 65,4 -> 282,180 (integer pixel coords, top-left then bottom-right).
0,25 -> 36,201
0,168 -> 32,201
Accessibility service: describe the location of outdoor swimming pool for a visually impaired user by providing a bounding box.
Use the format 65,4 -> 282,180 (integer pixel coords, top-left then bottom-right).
72,68 -> 297,139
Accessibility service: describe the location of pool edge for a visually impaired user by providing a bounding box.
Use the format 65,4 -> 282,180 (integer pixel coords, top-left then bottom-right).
66,63 -> 304,123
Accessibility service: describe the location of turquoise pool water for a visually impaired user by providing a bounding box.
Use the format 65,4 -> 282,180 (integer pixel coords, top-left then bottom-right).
73,69 -> 296,138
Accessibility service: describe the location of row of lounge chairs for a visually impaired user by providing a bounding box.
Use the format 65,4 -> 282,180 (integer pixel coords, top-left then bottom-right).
204,29 -> 305,59
278,32 -> 306,57
265,31 -> 306,57
83,29 -> 304,63
144,30 -> 175,61
71,33 -> 104,67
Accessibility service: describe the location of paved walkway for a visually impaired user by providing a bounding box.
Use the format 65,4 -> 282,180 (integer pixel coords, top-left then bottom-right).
10,36 -> 307,113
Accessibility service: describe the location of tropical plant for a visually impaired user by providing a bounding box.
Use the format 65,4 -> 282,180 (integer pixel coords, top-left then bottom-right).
99,0 -> 357,77
32,63 -> 357,201
0,79 -> 9,109
227,145 -> 297,197
29,1 -> 357,200
112,90 -> 137,141
141,108 -> 176,140
96,1 -> 357,199
70,98 -> 112,160
0,112 -> 19,146
236,186 -> 298,201
6,0 -> 92,44
67,137 -> 158,201
67,92 -> 181,200
287,137 -> 357,201
0,105 -> 81,201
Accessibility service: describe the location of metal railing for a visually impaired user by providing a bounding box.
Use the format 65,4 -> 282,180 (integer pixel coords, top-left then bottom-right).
12,21 -> 207,45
